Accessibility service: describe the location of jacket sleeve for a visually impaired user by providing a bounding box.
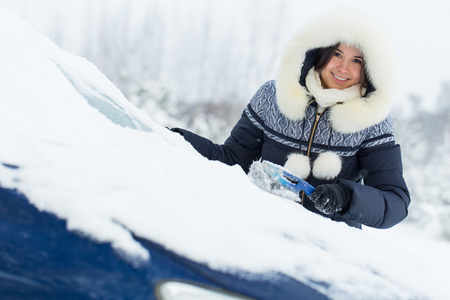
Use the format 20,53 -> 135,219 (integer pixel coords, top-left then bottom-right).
334,143 -> 411,229
173,109 -> 265,173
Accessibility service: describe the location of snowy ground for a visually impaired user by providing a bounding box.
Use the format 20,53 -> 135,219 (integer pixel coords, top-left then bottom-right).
1,5 -> 450,299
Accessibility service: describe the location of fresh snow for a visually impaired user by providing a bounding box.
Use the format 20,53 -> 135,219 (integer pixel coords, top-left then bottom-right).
1,5 -> 450,299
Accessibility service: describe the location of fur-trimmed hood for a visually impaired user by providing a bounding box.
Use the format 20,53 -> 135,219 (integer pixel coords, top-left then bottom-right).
276,11 -> 397,133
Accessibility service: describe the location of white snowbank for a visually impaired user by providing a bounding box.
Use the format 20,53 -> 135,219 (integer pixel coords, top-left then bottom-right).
1,6 -> 449,299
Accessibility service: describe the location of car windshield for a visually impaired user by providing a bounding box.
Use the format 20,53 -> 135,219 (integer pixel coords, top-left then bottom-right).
58,64 -> 151,132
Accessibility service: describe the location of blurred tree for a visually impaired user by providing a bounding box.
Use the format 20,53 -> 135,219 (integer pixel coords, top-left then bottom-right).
44,0 -> 286,143
394,82 -> 450,237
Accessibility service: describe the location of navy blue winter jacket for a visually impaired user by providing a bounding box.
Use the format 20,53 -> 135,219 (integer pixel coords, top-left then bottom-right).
175,81 -> 410,229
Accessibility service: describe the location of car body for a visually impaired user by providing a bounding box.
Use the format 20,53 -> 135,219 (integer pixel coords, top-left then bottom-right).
0,187 -> 327,299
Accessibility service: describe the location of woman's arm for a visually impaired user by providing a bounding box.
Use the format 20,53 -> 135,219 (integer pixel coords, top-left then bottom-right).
172,110 -> 265,173
334,143 -> 411,229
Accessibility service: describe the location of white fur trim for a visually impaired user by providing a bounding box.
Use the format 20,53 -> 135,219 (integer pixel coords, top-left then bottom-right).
284,153 -> 310,179
276,11 -> 397,133
312,152 -> 342,180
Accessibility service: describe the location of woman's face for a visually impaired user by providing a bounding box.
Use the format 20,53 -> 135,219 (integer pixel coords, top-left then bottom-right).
319,44 -> 363,90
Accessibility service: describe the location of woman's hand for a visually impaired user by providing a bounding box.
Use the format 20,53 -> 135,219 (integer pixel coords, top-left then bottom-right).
309,183 -> 351,215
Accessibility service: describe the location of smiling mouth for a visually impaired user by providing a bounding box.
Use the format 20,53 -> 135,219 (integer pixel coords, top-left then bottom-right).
332,73 -> 349,82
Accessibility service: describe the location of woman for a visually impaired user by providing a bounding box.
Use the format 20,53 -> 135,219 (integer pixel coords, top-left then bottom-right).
172,12 -> 410,229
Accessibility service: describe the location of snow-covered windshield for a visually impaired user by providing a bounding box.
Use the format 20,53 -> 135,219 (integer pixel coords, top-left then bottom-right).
58,65 -> 151,132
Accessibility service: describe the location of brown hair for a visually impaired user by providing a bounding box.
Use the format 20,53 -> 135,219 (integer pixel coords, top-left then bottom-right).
314,43 -> 368,93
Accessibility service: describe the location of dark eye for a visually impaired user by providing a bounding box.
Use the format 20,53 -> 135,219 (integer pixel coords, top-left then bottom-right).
334,52 -> 342,58
353,58 -> 363,64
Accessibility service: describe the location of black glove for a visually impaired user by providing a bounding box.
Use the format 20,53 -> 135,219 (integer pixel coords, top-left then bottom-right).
169,127 -> 185,136
309,183 -> 351,215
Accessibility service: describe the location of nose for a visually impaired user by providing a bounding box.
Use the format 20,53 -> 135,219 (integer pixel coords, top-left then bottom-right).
337,60 -> 349,74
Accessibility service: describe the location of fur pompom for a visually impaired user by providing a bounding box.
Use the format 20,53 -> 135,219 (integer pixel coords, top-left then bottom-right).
284,153 -> 311,179
312,152 -> 342,180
